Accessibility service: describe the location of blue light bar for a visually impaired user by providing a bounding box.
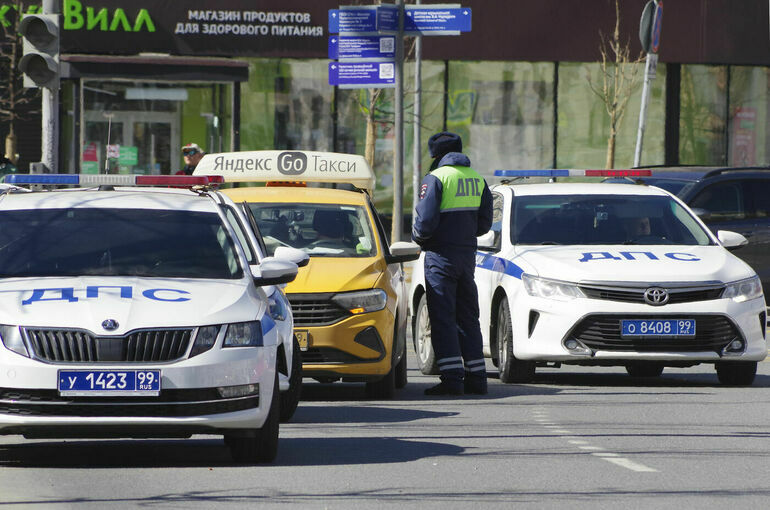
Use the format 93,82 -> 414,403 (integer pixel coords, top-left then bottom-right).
494,170 -> 570,177
4,174 -> 80,185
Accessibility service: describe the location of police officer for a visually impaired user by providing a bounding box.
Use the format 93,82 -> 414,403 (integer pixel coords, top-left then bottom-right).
413,132 -> 493,396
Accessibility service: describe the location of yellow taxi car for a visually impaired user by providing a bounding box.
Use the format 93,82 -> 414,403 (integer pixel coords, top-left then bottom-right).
194,150 -> 420,398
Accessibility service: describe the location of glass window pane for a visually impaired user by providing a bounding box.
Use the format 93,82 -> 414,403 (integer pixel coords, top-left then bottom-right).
446,61 -> 555,176
728,66 -> 769,167
679,65 -> 728,165
557,61 -> 665,169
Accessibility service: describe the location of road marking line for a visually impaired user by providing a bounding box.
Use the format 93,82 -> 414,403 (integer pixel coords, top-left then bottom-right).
568,440 -> 589,445
552,430 -> 572,434
578,446 -> 604,451
592,452 -> 619,457
599,456 -> 658,472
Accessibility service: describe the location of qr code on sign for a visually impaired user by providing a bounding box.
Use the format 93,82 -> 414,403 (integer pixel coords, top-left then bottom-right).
379,63 -> 395,79
380,37 -> 395,54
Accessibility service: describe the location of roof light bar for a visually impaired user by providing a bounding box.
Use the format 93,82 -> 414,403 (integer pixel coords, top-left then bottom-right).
494,169 -> 652,178
3,174 -> 224,187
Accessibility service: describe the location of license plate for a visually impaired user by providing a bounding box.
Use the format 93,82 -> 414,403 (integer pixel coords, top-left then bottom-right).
58,370 -> 161,397
295,330 -> 309,351
621,319 -> 696,337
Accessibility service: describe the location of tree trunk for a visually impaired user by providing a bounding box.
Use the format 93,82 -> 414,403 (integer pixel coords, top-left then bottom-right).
5,125 -> 17,164
606,127 -> 616,169
364,89 -> 377,172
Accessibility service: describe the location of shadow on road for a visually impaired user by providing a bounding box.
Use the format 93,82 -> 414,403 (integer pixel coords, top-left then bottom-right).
0,436 -> 462,469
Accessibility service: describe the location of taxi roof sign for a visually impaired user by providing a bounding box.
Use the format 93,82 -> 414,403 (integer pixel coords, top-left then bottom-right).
193,150 -> 375,191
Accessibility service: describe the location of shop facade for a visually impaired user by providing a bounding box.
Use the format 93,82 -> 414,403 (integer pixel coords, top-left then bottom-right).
1,0 -> 768,208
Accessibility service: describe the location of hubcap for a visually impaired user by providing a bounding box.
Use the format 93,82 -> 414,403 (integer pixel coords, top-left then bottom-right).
498,305 -> 509,366
417,303 -> 432,363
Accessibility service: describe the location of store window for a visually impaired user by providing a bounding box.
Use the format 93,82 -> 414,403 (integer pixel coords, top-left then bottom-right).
728,66 -> 769,167
447,61 -> 555,177
557,61 -> 665,169
679,65 -> 728,165
240,59 -> 332,153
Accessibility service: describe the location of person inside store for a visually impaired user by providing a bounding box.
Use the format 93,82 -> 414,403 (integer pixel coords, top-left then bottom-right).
176,143 -> 205,175
412,131 -> 493,396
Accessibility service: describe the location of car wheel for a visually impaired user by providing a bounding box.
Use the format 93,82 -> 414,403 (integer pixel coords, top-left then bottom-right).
716,361 -> 757,386
227,372 -> 280,464
365,361 -> 396,399
394,324 -> 408,389
279,335 -> 303,422
413,293 -> 439,375
496,296 -> 535,384
625,362 -> 664,377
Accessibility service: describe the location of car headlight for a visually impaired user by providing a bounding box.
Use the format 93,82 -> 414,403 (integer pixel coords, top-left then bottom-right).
0,325 -> 28,357
522,274 -> 585,301
331,289 -> 387,314
723,275 -> 763,303
223,321 -> 264,347
189,325 -> 220,358
268,293 -> 288,322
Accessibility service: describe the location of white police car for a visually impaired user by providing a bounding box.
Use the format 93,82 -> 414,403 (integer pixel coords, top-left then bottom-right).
0,174 -> 302,463
410,171 -> 767,385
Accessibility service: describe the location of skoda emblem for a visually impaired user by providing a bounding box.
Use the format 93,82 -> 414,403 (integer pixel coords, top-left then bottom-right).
102,319 -> 119,331
644,287 -> 669,306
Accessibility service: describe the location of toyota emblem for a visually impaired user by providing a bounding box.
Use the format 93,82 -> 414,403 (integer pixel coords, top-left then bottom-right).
643,287 -> 669,306
102,319 -> 119,331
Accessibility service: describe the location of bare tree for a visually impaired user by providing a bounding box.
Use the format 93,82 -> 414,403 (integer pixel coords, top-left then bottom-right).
0,0 -> 40,165
587,0 -> 643,169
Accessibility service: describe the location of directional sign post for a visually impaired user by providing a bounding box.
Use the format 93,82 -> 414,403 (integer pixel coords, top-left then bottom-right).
634,0 -> 663,167
328,3 -> 472,241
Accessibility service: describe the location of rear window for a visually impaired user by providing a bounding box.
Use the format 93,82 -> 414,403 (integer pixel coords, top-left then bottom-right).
511,194 -> 713,246
0,208 -> 243,279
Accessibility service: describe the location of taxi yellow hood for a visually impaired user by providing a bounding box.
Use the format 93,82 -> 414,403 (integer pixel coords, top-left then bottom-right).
285,257 -> 383,293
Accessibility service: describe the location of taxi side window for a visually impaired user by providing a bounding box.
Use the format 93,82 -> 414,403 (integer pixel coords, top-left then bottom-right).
490,192 -> 504,250
223,207 -> 257,265
748,179 -> 770,219
690,181 -> 746,223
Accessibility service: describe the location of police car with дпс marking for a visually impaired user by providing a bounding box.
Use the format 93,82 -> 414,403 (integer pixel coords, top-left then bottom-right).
0,173 -> 303,463
409,170 -> 767,385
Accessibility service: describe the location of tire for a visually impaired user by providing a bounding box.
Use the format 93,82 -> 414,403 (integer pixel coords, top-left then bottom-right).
413,293 -> 439,375
227,372 -> 280,464
279,335 -> 303,422
394,323 -> 408,389
365,361 -> 396,399
496,296 -> 535,384
625,362 -> 664,378
716,361 -> 757,386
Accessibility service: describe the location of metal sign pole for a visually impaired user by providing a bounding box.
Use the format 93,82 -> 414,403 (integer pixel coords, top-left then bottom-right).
392,0 -> 404,243
633,53 -> 656,168
412,0 -> 423,226
40,0 -> 59,173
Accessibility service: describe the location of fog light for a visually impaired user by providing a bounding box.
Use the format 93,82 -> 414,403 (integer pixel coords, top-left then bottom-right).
565,339 -> 579,350
563,338 -> 592,355
728,339 -> 744,351
217,383 -> 259,399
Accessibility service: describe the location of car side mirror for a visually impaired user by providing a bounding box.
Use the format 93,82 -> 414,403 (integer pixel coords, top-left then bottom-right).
477,230 -> 496,251
717,230 -> 748,251
385,241 -> 421,264
250,260 -> 298,286
273,246 -> 309,267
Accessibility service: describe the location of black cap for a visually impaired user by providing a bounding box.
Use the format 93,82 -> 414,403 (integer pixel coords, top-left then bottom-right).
428,131 -> 462,159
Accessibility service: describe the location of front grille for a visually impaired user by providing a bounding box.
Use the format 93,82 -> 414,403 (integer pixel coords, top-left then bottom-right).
0,387 -> 258,417
288,293 -> 350,327
302,347 -> 365,364
23,328 -> 193,363
579,284 -> 724,304
568,314 -> 741,352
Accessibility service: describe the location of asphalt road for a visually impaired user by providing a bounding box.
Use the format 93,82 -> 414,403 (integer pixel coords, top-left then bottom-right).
2,352 -> 770,509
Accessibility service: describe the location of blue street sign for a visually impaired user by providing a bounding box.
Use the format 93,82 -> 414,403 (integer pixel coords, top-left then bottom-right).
328,61 -> 396,89
328,7 -> 378,34
377,5 -> 399,32
329,35 -> 397,60
404,6 -> 472,35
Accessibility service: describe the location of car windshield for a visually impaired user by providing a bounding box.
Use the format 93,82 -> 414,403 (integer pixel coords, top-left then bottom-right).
0,208 -> 243,278
248,203 -> 377,257
511,194 -> 714,246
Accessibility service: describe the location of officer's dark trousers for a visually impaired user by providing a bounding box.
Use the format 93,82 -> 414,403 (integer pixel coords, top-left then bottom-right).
424,247 -> 486,385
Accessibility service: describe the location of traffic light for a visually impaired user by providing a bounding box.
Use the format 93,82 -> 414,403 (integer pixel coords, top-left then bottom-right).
18,13 -> 60,89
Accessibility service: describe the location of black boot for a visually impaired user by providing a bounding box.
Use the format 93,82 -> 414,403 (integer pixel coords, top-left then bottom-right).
464,373 -> 488,395
424,381 -> 463,396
